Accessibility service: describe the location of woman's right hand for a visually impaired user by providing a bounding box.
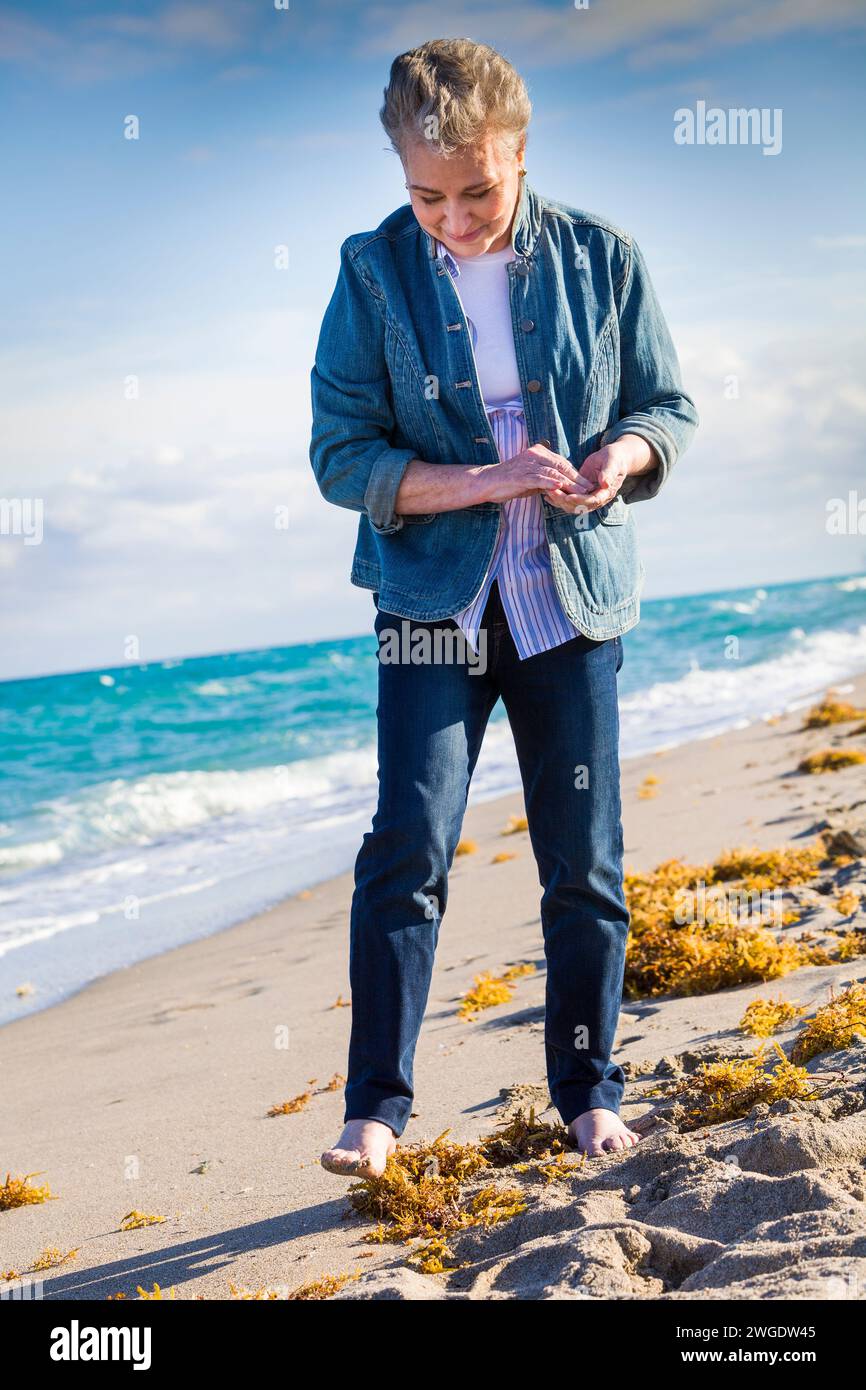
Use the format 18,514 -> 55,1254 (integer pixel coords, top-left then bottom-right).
479,444 -> 588,504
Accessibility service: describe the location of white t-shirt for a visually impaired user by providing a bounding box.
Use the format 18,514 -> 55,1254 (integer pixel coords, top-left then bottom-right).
448,245 -> 524,410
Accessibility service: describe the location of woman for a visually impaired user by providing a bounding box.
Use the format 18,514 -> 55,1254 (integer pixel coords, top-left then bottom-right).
309,39 -> 698,1173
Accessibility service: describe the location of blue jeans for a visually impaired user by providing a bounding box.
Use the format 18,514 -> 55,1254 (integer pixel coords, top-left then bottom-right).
345,579 -> 629,1137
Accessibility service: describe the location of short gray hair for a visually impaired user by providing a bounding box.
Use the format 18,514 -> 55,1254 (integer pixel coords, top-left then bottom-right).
380,38 -> 531,161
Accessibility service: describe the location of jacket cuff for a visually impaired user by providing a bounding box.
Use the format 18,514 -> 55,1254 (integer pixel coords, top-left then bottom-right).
602,418 -> 677,504
363,448 -> 418,534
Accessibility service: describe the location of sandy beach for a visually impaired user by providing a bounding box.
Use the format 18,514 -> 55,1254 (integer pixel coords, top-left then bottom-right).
3,676 -> 866,1301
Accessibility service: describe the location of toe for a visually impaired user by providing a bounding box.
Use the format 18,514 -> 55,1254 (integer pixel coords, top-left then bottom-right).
320,1147 -> 363,1174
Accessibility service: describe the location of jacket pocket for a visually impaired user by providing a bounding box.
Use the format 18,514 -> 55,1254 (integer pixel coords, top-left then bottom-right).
548,505 -> 639,615
597,495 -> 627,525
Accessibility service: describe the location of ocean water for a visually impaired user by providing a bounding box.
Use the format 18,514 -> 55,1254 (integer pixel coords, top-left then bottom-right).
2,572 -> 865,1024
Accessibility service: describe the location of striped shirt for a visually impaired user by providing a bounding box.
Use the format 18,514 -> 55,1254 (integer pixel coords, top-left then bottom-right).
437,241 -> 583,660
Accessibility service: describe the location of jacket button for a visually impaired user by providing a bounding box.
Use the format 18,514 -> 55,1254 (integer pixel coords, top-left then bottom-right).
537,437 -> 551,449
527,379 -> 542,392
515,263 -> 530,276
521,318 -> 535,332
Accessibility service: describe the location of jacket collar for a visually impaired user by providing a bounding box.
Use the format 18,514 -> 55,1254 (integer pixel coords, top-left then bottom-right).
424,175 -> 540,266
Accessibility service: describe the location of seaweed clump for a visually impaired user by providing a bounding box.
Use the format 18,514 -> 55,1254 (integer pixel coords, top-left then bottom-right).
739,997 -> 806,1037
268,1073 -> 347,1116
268,1092 -> 312,1116
287,1272 -> 361,1300
501,814 -> 528,835
0,1172 -> 54,1211
119,1210 -> 166,1231
834,890 -> 861,917
623,844 -> 825,999
348,1130 -> 507,1244
670,1044 -> 817,1131
798,749 -> 866,774
479,1106 -> 568,1167
835,929 -> 866,961
790,983 -> 866,1065
31,1247 -> 78,1271
637,774 -> 661,800
347,1110 -> 566,1254
458,963 -> 535,1020
802,698 -> 866,728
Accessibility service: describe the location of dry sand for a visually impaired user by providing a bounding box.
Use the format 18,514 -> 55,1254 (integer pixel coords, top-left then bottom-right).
2,677 -> 866,1301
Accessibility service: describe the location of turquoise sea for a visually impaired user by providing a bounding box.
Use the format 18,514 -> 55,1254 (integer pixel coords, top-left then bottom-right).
2,572 -> 865,1024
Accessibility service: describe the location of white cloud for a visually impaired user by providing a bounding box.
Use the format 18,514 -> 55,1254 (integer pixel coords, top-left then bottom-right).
0,0 -> 265,82
96,2 -> 252,50
5,0 -> 865,86
356,0 -> 866,69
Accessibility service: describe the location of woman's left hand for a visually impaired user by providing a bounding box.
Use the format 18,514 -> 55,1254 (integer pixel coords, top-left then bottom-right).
543,434 -> 658,514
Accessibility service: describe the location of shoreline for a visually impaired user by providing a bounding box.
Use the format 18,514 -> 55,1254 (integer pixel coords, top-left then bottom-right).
1,675 -> 865,1299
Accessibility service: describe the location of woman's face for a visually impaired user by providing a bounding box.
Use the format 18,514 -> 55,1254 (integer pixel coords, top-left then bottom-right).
402,130 -> 525,257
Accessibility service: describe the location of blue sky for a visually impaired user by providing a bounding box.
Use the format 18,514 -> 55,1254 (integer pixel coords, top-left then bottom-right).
1,0 -> 865,679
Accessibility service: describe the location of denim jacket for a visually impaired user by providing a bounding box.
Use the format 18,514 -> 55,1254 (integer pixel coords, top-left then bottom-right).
309,177 -> 698,638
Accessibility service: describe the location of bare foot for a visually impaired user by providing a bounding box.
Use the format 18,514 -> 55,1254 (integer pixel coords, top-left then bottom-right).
320,1119 -> 397,1178
568,1107 -> 641,1157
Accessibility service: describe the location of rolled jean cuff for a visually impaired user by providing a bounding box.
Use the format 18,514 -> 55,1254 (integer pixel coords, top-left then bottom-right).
363,447 -> 417,534
344,1091 -> 411,1138
554,1080 -> 624,1128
